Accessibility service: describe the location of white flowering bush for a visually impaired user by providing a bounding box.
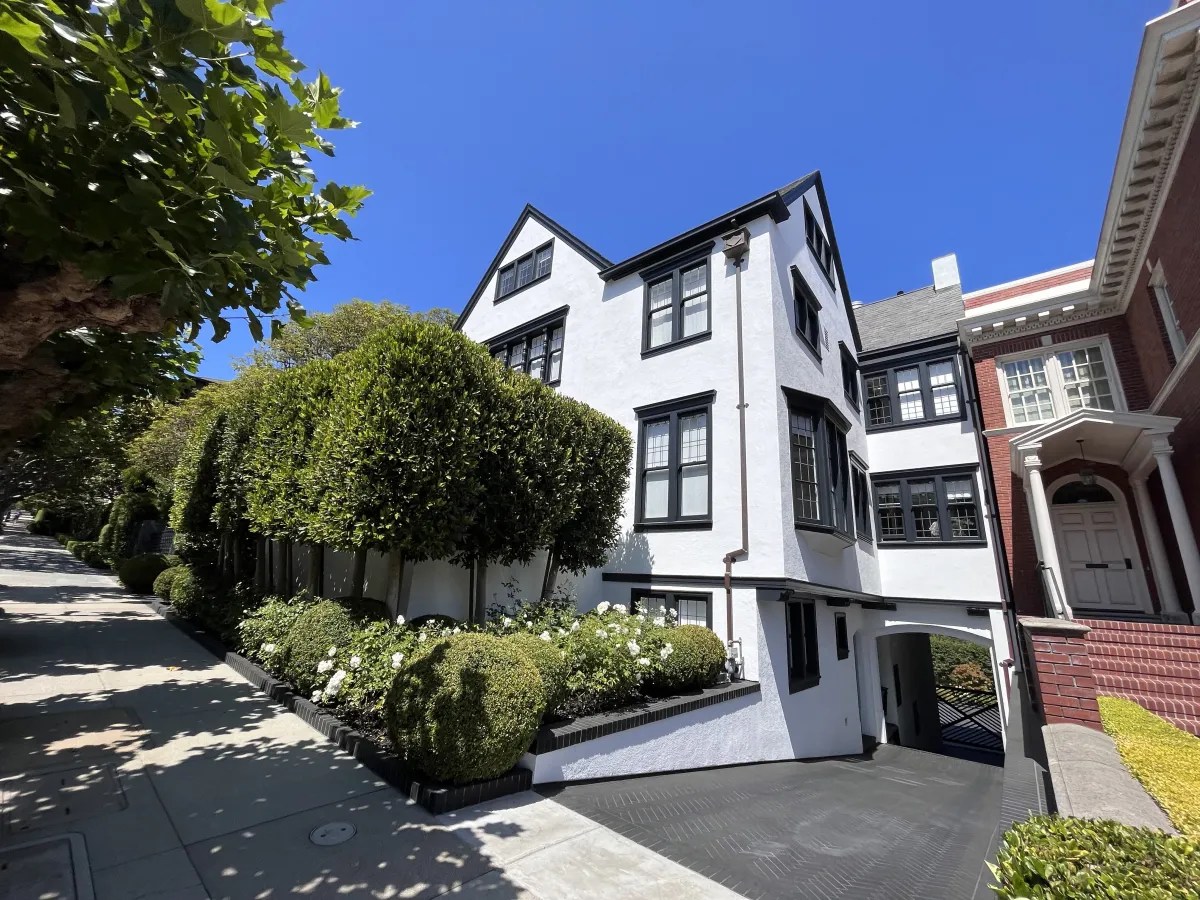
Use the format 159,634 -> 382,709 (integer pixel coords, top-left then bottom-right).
238,593 -> 316,664
279,598 -> 388,695
643,624 -> 727,695
560,608 -> 673,715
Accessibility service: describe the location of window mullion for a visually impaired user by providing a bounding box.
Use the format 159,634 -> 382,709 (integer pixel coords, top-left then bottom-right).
918,362 -> 933,419
673,271 -> 683,343
1046,352 -> 1065,416
901,478 -> 915,541
935,476 -> 951,542
669,411 -> 681,520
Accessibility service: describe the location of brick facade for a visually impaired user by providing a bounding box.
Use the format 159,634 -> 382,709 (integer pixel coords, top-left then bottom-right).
1020,618 -> 1102,730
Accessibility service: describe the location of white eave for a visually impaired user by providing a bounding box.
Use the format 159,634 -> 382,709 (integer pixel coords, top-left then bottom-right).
1091,2 -> 1200,308
957,283 -> 1117,345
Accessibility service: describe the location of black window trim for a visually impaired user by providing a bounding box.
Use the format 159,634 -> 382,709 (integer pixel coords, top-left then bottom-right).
791,265 -> 822,358
871,464 -> 986,547
486,305 -> 569,387
630,589 -> 714,629
633,390 -> 716,532
495,239 -> 555,303
835,612 -> 850,661
839,341 -> 860,410
641,244 -> 714,357
850,451 -> 872,544
783,387 -> 852,541
803,201 -> 835,287
862,352 -> 966,433
786,598 -> 821,693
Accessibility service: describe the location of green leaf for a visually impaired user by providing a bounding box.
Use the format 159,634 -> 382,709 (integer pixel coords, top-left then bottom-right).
0,11 -> 46,57
159,83 -> 192,120
265,94 -> 311,145
53,80 -> 76,129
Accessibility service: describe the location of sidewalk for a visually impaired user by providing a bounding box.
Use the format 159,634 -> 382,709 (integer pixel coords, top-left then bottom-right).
0,520 -> 740,900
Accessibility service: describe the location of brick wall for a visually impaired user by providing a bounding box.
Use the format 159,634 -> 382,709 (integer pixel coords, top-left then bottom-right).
964,265 -> 1092,310
1021,618 -> 1101,730
1144,120 -> 1200,345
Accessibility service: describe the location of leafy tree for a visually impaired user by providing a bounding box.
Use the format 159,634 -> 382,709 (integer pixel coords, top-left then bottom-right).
234,300 -> 457,371
0,0 -> 367,435
129,383 -> 232,497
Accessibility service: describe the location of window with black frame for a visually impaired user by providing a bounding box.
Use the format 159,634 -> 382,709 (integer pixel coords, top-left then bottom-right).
792,266 -> 821,354
631,590 -> 712,628
862,357 -> 962,431
644,255 -> 711,353
872,468 -> 984,544
804,202 -> 834,285
851,458 -> 872,542
635,392 -> 713,528
840,343 -> 860,409
786,599 -> 820,692
787,390 -> 852,539
496,241 -> 554,300
490,316 -> 565,385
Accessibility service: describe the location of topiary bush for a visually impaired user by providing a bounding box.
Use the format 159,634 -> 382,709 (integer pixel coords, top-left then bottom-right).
506,632 -> 569,718
72,541 -> 108,568
65,539 -> 78,554
990,814 -> 1200,899
117,554 -> 170,594
54,533 -> 70,546
644,624 -> 726,696
385,633 -> 544,784
97,524 -> 114,561
280,598 -> 387,695
153,565 -> 185,601
168,566 -> 206,619
28,508 -> 59,536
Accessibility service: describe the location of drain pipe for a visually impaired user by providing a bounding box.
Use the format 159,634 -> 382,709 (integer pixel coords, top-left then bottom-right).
722,227 -> 751,676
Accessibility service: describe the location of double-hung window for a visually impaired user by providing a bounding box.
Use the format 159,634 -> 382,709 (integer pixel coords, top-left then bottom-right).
496,241 -> 553,301
862,357 -> 962,431
792,266 -> 821,354
786,599 -> 820,692
840,342 -> 860,408
643,254 -> 711,354
998,341 -> 1121,426
787,390 -> 852,539
635,392 -> 713,528
631,590 -> 712,628
851,457 -> 872,542
804,202 -> 834,285
488,309 -> 567,385
872,468 -> 984,545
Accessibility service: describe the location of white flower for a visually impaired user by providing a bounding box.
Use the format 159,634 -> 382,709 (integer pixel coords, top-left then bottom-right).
557,628 -> 566,637
311,690 -> 322,702
396,614 -> 406,625
539,631 -> 551,641
636,614 -> 645,622
613,603 -> 627,614
325,670 -> 347,696
626,640 -> 640,657
317,659 -> 333,674
571,620 -> 580,632
596,601 -> 611,614
503,617 -> 513,627
327,646 -> 337,657
595,629 -> 608,640
667,608 -> 679,619
262,643 -> 277,655
637,657 -> 650,667
525,620 -> 533,629
416,632 -> 427,643
391,651 -> 404,669
349,655 -> 362,670
652,616 -> 665,627
452,627 -> 460,634
660,643 -> 674,661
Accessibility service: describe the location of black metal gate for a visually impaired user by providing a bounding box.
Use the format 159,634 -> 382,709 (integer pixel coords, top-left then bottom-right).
937,686 -> 1003,753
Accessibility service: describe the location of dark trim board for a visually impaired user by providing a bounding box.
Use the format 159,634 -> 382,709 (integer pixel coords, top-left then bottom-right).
483,305 -> 571,347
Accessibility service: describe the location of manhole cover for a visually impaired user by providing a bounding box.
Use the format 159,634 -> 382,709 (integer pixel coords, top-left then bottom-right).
309,821 -> 355,846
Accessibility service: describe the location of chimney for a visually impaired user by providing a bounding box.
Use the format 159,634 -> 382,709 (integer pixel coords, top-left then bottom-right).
932,253 -> 960,291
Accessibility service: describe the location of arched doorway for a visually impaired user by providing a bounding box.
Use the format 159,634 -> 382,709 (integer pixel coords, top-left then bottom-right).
1047,474 -> 1152,615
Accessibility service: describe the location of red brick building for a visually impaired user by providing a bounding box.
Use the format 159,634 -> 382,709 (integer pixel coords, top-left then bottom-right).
960,2 -> 1200,627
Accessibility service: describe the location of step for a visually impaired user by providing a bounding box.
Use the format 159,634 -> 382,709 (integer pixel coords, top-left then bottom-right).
1089,654 -> 1200,684
1078,618 -> 1200,637
1084,629 -> 1200,653
1095,671 -> 1200,700
1085,640 -> 1200,666
1097,689 -> 1200,721
1160,714 -> 1200,738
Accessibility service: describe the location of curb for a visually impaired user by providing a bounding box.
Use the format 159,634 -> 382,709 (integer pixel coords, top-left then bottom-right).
143,598 -> 532,814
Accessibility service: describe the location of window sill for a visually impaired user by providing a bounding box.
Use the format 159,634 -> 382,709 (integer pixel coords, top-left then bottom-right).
856,531 -> 873,545
844,392 -> 860,412
876,539 -> 987,549
795,522 -> 855,555
634,520 -> 713,533
642,331 -> 712,359
864,411 -> 965,434
494,271 -> 552,304
794,332 -> 822,362
788,674 -> 821,694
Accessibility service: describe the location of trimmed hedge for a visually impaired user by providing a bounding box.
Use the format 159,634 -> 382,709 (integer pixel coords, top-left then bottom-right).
645,624 -> 727,695
118,554 -> 170,594
1100,696 -> 1200,837
990,815 -> 1200,899
506,632 -> 569,717
385,633 -> 544,784
153,565 -> 185,601
72,540 -> 108,568
280,598 -> 387,695
168,567 -> 206,620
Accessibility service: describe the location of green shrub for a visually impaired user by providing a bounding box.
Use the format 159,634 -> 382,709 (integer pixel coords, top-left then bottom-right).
990,815 -> 1200,899
168,566 -> 206,619
238,593 -> 317,665
54,533 -> 70,546
1100,696 -> 1200,837
506,632 -> 569,717
280,599 -> 387,695
167,567 -> 254,642
561,609 -> 655,716
97,524 -> 114,560
645,624 -> 726,695
72,541 -> 108,568
930,634 -> 991,687
28,508 -> 59,536
117,554 -> 170,594
153,565 -> 185,601
65,540 -> 78,553
333,620 -> 424,711
385,633 -> 544,784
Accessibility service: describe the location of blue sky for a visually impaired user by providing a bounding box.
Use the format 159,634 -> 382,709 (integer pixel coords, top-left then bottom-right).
196,0 -> 1165,378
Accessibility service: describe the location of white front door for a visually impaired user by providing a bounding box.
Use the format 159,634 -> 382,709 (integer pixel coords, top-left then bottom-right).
1051,502 -> 1150,613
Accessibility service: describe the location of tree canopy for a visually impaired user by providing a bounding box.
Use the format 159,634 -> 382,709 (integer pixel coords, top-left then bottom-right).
0,0 -> 368,436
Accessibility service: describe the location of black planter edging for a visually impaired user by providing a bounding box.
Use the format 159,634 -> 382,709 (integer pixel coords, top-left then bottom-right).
143,598 -> 532,815
530,679 -> 761,754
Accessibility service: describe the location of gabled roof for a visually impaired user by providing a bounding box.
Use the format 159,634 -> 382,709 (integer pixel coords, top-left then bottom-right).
454,205 -> 611,331
855,282 -> 964,354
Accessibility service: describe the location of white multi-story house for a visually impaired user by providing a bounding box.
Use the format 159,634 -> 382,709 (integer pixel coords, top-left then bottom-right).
395,173 -> 1012,778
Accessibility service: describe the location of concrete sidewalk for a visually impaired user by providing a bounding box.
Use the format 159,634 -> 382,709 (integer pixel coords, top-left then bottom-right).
0,520 -> 741,900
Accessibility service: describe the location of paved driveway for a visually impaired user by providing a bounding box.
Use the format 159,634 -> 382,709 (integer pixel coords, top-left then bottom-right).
541,744 -> 1003,900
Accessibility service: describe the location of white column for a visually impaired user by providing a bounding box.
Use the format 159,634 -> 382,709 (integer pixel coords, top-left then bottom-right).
1130,475 -> 1185,621
1151,436 -> 1200,621
1025,452 -> 1071,618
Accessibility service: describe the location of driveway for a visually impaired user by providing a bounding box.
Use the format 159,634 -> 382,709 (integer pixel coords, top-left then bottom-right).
540,744 -> 1003,900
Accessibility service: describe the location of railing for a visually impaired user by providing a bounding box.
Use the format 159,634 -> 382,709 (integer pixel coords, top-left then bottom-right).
1037,562 -> 1072,620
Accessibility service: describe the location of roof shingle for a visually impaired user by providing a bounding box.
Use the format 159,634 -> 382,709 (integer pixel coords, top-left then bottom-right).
854,283 -> 964,353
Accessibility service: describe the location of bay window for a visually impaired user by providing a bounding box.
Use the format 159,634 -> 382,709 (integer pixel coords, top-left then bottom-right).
786,389 -> 852,540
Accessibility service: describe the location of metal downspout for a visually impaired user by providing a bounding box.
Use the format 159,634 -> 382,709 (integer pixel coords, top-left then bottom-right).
723,249 -> 750,648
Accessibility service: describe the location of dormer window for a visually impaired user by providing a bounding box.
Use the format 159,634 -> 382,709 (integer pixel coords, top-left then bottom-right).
496,241 -> 554,301
804,202 -> 834,285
